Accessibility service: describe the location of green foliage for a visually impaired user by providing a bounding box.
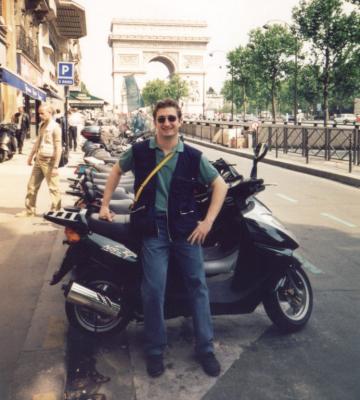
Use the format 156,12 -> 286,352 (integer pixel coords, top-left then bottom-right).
293,0 -> 360,122
80,81 -> 90,95
248,25 -> 297,120
142,74 -> 189,108
142,79 -> 167,108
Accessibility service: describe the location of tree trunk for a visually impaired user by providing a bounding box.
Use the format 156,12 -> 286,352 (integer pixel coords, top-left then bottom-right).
243,84 -> 247,119
271,78 -> 276,122
323,48 -> 330,126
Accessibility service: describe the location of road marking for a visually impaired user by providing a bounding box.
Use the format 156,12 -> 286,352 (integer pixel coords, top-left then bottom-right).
276,193 -> 298,203
320,213 -> 357,228
295,254 -> 324,274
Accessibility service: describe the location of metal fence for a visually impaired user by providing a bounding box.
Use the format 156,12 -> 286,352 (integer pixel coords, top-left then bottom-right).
181,120 -> 360,173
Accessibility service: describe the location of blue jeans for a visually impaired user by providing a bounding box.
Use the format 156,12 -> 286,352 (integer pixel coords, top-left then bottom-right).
141,215 -> 214,356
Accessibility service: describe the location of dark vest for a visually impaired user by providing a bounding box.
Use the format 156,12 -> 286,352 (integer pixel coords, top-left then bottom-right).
131,139 -> 202,239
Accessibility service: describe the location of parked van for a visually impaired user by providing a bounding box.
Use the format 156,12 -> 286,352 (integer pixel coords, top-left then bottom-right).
334,114 -> 356,124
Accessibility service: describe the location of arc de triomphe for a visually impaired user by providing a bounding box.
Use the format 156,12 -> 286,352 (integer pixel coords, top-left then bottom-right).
108,19 -> 209,115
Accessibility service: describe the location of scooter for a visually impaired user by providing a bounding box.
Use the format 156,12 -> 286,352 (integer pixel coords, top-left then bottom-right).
0,123 -> 17,162
44,144 -> 313,335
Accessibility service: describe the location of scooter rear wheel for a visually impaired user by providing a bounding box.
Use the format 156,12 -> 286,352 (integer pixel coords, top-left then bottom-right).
0,150 -> 5,163
263,264 -> 313,333
65,273 -> 131,335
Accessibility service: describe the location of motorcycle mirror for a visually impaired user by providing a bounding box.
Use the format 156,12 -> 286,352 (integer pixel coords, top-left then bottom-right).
255,143 -> 269,161
254,143 -> 262,158
250,143 -> 269,179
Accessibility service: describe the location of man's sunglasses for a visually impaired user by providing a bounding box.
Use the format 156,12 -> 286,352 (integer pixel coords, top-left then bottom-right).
157,115 -> 177,123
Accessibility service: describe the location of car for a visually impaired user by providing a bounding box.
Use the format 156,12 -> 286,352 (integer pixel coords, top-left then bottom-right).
334,113 -> 357,124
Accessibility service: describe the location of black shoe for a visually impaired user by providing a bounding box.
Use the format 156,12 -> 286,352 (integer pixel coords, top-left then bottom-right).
197,352 -> 221,377
146,354 -> 164,377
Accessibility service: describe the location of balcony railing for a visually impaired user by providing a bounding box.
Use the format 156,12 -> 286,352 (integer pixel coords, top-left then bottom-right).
16,25 -> 40,65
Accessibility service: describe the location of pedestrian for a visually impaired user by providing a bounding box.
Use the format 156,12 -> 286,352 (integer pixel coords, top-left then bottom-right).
12,106 -> 30,154
68,108 -> 81,151
99,98 -> 228,378
54,108 -> 62,124
16,104 -> 62,217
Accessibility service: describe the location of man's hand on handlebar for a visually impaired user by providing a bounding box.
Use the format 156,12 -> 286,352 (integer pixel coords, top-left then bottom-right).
99,205 -> 114,222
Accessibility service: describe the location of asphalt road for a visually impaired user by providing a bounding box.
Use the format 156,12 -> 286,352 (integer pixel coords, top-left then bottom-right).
192,143 -> 360,400
1,141 -> 359,400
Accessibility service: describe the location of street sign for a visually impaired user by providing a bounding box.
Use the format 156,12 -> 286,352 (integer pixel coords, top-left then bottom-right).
57,62 -> 74,85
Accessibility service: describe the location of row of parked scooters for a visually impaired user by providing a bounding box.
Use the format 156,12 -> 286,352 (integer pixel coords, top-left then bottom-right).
0,123 -> 18,163
43,127 -> 314,337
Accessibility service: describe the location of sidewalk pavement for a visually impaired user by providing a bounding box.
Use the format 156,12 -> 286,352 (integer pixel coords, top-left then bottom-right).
0,137 -> 84,400
3,133 -> 358,400
184,136 -> 360,188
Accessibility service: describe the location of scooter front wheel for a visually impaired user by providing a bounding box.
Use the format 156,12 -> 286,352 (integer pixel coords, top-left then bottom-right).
65,273 -> 131,335
263,264 -> 313,333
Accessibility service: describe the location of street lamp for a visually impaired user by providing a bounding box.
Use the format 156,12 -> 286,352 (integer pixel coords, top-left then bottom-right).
209,51 -> 234,120
263,20 -> 299,124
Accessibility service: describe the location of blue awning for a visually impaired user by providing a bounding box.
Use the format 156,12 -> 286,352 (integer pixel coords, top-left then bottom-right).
0,67 -> 46,102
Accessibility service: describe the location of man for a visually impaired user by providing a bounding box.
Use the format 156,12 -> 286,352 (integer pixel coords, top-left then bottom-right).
99,98 -> 228,378
16,104 -> 62,217
68,108 -> 82,151
12,106 -> 30,154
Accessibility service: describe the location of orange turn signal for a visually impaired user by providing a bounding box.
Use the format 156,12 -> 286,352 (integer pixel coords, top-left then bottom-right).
64,227 -> 81,243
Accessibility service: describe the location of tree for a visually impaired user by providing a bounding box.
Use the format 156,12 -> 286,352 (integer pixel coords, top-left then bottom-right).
248,25 -> 297,121
142,79 -> 167,108
165,74 -> 189,101
80,81 -> 90,95
293,0 -> 360,124
227,46 -> 255,118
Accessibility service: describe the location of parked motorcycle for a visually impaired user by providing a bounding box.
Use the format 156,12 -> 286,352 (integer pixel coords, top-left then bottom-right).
0,123 -> 17,162
45,143 -> 313,335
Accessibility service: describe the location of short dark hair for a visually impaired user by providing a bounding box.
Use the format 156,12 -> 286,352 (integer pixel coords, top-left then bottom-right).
153,98 -> 182,120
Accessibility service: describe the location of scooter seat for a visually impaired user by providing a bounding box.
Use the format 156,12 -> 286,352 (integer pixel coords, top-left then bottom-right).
88,213 -> 132,244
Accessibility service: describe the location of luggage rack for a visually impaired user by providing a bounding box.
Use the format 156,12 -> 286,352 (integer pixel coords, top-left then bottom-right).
43,210 -> 87,230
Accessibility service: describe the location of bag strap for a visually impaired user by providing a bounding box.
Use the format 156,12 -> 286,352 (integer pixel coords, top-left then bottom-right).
132,151 -> 175,206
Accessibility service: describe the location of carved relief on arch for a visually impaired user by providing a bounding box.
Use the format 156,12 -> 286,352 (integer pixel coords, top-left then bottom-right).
183,55 -> 203,69
118,54 -> 140,66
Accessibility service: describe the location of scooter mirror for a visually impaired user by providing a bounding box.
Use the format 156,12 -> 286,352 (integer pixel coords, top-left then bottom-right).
256,143 -> 269,161
250,143 -> 269,179
254,143 -> 262,158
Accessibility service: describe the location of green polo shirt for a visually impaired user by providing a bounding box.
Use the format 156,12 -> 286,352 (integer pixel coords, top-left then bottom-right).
119,137 -> 219,212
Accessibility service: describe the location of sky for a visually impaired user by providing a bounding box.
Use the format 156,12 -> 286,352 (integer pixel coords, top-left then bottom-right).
75,0 -> 300,103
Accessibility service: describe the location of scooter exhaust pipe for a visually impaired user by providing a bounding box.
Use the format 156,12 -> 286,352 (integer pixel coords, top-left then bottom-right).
65,282 -> 121,318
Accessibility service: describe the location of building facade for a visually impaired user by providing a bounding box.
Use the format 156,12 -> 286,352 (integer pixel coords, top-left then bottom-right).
0,0 -> 86,132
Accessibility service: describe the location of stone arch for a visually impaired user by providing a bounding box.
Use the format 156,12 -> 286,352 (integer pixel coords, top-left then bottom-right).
109,19 -> 209,114
148,55 -> 176,76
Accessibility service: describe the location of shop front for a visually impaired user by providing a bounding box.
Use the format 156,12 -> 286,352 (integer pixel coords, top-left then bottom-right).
0,66 -> 46,135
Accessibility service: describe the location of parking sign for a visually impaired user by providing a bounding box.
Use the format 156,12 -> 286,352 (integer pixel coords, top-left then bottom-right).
57,62 -> 74,85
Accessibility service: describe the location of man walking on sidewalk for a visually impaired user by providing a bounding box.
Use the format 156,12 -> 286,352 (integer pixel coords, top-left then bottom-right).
16,104 -> 62,217
12,106 -> 30,154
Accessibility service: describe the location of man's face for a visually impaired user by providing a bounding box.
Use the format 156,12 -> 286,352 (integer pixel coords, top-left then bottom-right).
39,107 -> 52,122
154,107 -> 181,139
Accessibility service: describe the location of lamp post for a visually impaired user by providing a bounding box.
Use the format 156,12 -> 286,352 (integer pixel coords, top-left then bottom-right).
263,20 -> 299,124
202,71 -> 206,119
